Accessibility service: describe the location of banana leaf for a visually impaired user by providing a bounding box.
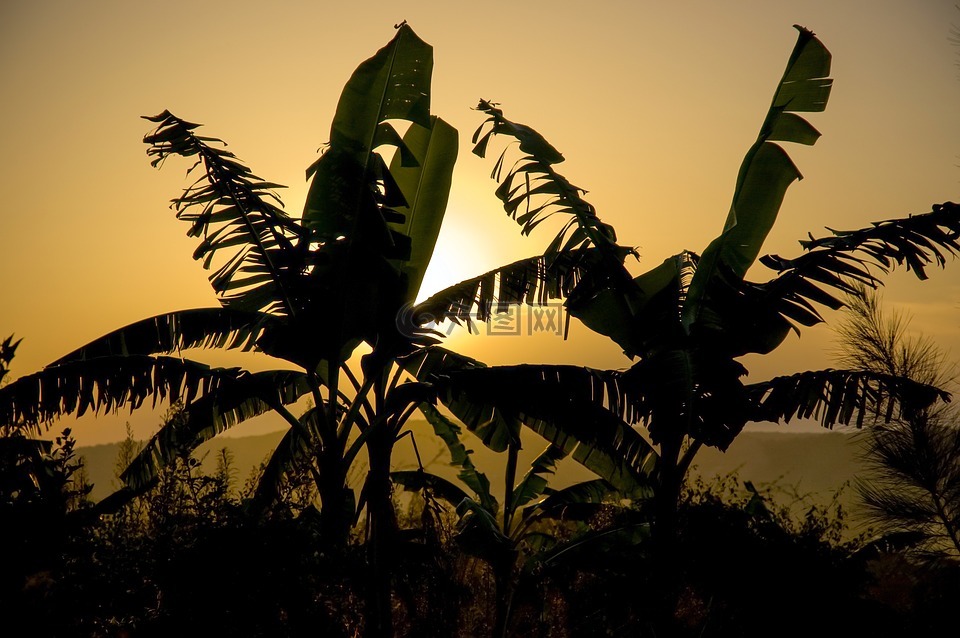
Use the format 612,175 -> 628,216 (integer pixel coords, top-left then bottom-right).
684,25 -> 832,335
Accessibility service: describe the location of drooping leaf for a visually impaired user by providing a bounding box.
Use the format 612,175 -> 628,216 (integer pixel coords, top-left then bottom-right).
536,478 -> 627,513
248,408 -> 325,513
757,202 -> 960,327
414,248 -> 612,331
530,517 -> 651,572
654,256 -> 797,359
49,308 -> 276,366
472,100 -> 626,268
399,345 -> 487,379
432,364 -> 658,492
143,111 -> 307,317
566,251 -> 698,359
379,381 -> 436,429
747,368 -> 951,429
0,355 -> 243,434
441,364 -> 643,425
455,497 -> 515,562
526,401 -> 658,495
399,346 -> 523,451
435,364 -> 629,454
120,370 -> 310,489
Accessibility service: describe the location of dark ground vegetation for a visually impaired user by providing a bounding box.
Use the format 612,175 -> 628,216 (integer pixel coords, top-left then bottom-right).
2,431 -> 957,638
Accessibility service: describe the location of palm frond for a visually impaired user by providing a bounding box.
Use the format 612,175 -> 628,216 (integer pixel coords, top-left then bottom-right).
432,364 -> 657,492
402,347 -> 522,452
399,346 -> 529,453
143,110 -> 306,317
49,308 -> 275,366
0,355 -> 243,434
399,345 -> 487,379
536,478 -> 625,513
472,100 -> 626,266
444,364 -> 642,425
433,364 -> 642,454
249,409 -> 324,513
120,370 -> 310,489
747,368 -> 951,429
757,201 -> 960,327
414,248 -> 611,329
523,405 -> 657,496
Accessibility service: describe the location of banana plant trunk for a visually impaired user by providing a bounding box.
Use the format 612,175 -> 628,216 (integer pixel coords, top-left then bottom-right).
493,442 -> 520,637
317,452 -> 353,549
651,432 -> 685,632
364,429 -> 399,638
492,550 -> 518,638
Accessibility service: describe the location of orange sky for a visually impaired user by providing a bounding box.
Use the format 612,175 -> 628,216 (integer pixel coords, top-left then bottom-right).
1,1 -> 958,446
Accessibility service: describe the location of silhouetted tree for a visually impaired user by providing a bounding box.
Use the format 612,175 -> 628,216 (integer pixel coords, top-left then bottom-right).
837,291 -> 960,560
0,24 -> 459,637
406,26 -> 959,632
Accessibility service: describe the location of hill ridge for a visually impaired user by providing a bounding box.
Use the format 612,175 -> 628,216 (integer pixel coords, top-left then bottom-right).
77,424 -> 867,514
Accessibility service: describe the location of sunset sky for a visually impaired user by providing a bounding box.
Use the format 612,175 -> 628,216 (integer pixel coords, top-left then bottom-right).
1,0 -> 958,446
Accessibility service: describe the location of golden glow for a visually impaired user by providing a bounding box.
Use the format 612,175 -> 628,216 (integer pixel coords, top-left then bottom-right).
1,1 -> 958,445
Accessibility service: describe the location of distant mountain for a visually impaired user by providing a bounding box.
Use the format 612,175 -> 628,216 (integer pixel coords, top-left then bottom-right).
690,430 -> 867,512
78,423 -> 869,520
77,431 -> 286,500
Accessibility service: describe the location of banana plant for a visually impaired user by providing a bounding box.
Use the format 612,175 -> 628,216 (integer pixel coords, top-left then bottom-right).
0,24 -> 458,558
409,25 -> 960,549
392,402 -> 650,637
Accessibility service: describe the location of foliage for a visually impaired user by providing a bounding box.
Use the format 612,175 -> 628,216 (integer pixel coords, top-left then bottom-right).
836,291 -> 960,561
417,26 -> 958,548
666,475 -> 886,638
0,336 -> 94,622
0,25 -> 459,564
25,426 -> 364,637
396,26 -> 960,635
2,429 -> 956,637
0,334 -> 21,388
393,402 -> 647,635
0,26 -> 464,637
2,21 -> 960,637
